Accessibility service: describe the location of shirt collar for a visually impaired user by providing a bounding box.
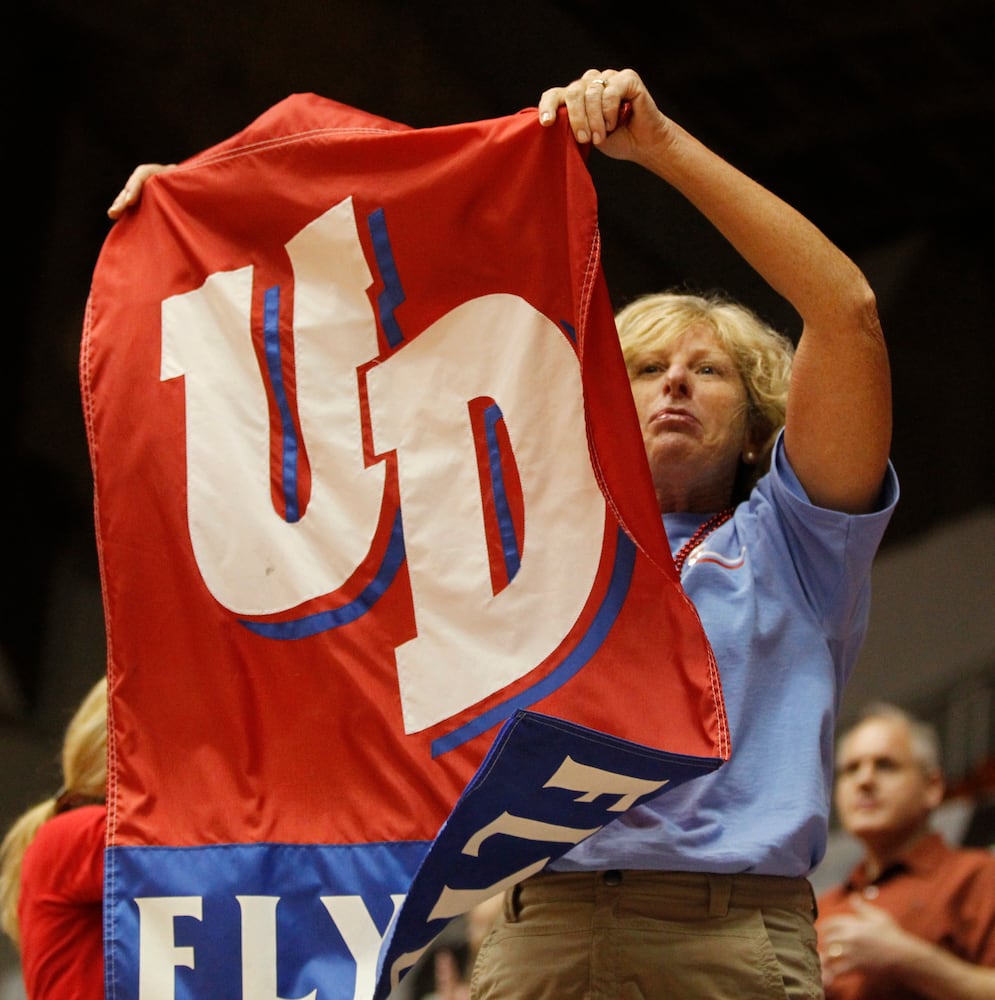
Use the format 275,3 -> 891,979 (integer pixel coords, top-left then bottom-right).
844,832 -> 951,890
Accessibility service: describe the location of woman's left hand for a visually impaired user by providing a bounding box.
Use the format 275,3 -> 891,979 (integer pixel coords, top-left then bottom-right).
536,67 -> 667,164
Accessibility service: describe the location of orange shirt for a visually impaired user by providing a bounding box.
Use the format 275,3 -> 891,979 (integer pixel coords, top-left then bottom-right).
817,832 -> 995,999
17,804 -> 105,1000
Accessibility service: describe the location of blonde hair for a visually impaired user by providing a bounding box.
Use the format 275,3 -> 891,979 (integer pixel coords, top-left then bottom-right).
615,291 -> 794,500
0,676 -> 107,947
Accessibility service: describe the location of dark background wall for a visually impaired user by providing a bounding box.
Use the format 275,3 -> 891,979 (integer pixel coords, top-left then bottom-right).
2,0 -> 994,988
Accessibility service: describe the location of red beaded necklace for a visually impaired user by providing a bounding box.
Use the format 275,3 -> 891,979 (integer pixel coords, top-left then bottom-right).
673,507 -> 736,574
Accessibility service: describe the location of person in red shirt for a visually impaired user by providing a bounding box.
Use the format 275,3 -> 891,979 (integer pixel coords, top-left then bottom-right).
817,702 -> 995,1000
0,677 -> 107,1000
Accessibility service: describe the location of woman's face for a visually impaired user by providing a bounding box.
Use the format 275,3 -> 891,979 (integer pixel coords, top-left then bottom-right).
627,324 -> 755,512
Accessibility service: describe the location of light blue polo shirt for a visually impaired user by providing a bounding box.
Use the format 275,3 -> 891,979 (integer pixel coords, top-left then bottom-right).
552,432 -> 900,877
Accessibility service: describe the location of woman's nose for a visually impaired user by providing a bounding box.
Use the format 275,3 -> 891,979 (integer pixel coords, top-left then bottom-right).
663,364 -> 690,396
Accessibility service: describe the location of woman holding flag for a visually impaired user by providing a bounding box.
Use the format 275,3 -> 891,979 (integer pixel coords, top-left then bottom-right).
465,68 -> 897,1000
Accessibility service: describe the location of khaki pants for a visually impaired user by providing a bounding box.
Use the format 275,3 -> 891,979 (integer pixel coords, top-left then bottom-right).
470,869 -> 824,1000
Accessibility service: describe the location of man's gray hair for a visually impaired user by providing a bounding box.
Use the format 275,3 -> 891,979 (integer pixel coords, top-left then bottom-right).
840,701 -> 942,774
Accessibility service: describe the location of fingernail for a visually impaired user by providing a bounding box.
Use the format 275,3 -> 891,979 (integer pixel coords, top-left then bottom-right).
540,110 -> 552,124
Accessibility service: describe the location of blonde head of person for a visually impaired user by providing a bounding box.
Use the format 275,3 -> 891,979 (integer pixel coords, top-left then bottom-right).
0,676 -> 107,947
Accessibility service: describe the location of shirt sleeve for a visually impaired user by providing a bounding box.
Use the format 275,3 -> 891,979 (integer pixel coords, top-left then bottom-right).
759,430 -> 899,640
955,854 -> 995,966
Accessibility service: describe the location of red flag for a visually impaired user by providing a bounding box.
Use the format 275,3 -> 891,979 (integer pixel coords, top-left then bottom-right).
82,94 -> 727,999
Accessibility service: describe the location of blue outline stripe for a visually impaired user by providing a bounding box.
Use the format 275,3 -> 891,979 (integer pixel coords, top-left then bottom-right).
262,285 -> 301,523
483,403 -> 521,584
430,527 -> 635,756
368,208 -> 406,348
239,509 -> 405,638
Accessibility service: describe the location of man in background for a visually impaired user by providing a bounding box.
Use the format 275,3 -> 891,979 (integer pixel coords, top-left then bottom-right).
818,702 -> 995,999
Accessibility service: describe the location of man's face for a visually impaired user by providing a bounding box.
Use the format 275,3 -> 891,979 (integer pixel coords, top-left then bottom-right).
834,716 -> 942,849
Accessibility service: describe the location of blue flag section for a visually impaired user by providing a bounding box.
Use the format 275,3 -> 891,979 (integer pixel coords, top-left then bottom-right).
106,841 -> 428,1000
375,711 -> 722,998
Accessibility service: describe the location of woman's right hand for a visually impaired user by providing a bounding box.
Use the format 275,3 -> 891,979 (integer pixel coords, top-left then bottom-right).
107,163 -> 175,220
